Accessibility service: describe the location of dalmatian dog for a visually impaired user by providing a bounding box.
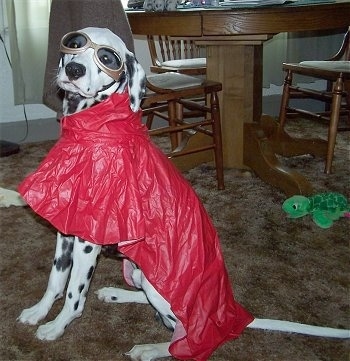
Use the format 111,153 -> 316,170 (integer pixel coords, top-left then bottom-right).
16,27 -> 175,360
17,27 -> 350,361
18,26 -> 218,361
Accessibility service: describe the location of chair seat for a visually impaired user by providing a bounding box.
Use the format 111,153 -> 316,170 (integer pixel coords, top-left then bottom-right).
299,60 -> 350,72
147,72 -> 204,90
161,58 -> 206,69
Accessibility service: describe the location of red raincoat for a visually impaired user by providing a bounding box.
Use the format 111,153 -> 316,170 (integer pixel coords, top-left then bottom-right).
19,93 -> 253,360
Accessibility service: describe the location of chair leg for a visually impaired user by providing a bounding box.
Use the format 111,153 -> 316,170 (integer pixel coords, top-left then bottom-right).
168,100 -> 179,150
175,101 -> 184,146
210,91 -> 225,190
345,79 -> 350,124
278,70 -> 293,130
145,113 -> 154,129
325,75 -> 343,174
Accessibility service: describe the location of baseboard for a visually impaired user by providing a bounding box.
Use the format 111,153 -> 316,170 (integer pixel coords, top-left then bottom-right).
0,118 -> 60,144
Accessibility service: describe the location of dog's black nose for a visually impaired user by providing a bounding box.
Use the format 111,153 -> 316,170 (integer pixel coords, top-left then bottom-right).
65,62 -> 86,80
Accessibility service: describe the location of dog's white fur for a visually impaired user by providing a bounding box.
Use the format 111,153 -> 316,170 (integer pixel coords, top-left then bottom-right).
17,27 -> 350,361
0,187 -> 26,207
57,27 -> 145,114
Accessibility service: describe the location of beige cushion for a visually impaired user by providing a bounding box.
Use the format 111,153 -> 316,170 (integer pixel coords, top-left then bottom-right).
161,58 -> 206,69
147,72 -> 203,89
299,61 -> 350,72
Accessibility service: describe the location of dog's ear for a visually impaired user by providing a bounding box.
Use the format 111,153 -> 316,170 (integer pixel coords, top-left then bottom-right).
125,53 -> 146,112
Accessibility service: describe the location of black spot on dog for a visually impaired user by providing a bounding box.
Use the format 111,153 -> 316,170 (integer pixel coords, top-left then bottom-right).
140,76 -> 146,90
130,94 -> 135,106
111,296 -> 117,301
74,301 -> 79,311
62,239 -> 69,251
167,314 -> 176,322
68,292 -> 72,299
78,284 -> 85,293
55,293 -> 60,300
55,254 -> 72,272
155,312 -> 175,331
100,94 -> 108,101
87,266 -> 94,280
68,242 -> 74,253
84,245 -> 93,254
78,238 -> 85,243
125,54 -> 135,88
117,72 -> 126,88
66,92 -> 86,115
55,238 -> 73,272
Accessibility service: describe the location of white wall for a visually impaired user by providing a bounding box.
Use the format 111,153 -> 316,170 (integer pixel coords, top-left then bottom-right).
0,10 -> 56,125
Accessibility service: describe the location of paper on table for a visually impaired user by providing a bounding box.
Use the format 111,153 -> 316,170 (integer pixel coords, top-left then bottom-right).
219,0 -> 287,6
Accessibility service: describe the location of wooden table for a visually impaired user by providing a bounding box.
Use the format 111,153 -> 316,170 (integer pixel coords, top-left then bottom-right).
127,2 -> 350,195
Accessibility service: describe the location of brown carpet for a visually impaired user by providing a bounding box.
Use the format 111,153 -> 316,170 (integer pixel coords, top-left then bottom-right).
0,118 -> 349,361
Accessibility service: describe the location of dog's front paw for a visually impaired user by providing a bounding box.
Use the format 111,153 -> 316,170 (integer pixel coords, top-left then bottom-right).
36,320 -> 65,341
125,343 -> 171,361
17,304 -> 49,325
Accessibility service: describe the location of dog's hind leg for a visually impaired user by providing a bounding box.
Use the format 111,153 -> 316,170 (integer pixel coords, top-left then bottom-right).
97,268 -> 175,360
125,343 -> 171,361
18,233 -> 74,325
96,268 -> 150,304
96,287 -> 150,304
35,237 -> 101,340
124,271 -> 174,360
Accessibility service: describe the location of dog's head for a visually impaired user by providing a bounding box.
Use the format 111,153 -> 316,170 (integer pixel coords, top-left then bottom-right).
57,27 -> 146,115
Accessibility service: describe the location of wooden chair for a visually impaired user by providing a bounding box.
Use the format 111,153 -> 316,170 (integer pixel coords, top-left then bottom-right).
147,35 -> 206,76
278,27 -> 350,174
142,72 -> 224,190
145,35 -> 208,137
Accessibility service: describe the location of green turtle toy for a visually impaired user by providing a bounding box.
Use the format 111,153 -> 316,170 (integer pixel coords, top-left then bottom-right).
282,192 -> 350,229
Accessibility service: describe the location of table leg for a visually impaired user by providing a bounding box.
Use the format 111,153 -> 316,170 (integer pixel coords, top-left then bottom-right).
203,42 -> 329,196
244,115 -> 328,196
206,44 -> 263,168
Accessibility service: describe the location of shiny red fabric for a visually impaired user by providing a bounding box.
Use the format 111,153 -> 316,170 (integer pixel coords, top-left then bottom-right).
19,93 -> 254,360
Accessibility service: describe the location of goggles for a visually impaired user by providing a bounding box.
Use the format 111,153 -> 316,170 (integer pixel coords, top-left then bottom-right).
60,31 -> 124,81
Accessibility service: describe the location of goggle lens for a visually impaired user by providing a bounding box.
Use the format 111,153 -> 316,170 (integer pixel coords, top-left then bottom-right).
60,32 -> 124,81
97,48 -> 123,71
62,33 -> 88,50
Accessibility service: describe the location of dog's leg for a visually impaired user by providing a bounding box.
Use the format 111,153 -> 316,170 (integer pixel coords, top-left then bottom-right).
18,233 -> 74,325
96,287 -> 150,304
124,270 -> 174,360
98,268 -> 175,360
125,343 -> 171,361
36,237 -> 101,340
96,269 -> 149,304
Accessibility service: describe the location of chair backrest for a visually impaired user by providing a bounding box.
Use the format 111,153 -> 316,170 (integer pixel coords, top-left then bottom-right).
329,27 -> 349,61
147,35 -> 205,67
